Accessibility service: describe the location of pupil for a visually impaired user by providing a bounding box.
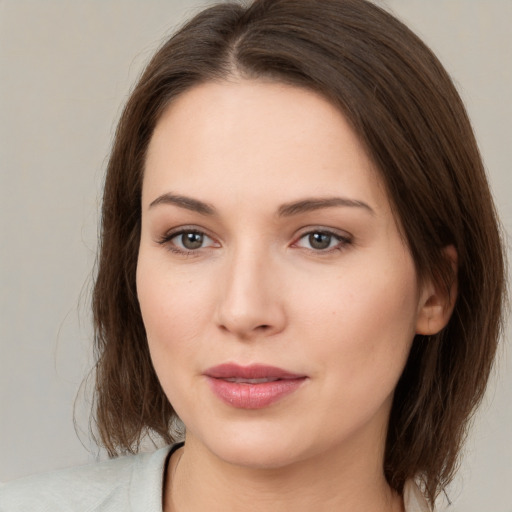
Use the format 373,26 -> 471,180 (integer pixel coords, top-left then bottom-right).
182,232 -> 203,249
309,232 -> 331,250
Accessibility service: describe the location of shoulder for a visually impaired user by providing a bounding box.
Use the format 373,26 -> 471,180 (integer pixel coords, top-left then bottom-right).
0,445 -> 175,512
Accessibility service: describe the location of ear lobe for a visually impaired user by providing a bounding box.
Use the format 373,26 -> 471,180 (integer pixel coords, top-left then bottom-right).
415,245 -> 458,335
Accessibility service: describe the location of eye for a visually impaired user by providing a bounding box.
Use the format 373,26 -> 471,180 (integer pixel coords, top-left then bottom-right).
158,228 -> 218,253
295,230 -> 351,252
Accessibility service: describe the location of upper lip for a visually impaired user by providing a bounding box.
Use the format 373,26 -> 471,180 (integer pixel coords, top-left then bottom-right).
204,363 -> 306,380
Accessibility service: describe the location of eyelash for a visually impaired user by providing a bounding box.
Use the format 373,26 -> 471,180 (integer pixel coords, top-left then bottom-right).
157,227 -> 353,256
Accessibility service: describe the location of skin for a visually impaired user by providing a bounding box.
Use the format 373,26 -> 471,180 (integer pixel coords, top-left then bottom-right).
137,80 -> 452,512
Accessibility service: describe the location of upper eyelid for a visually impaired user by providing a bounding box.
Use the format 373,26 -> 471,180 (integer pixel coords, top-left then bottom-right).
293,226 -> 353,240
159,225 -> 216,241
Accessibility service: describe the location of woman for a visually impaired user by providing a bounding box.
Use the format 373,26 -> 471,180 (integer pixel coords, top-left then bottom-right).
1,0 -> 505,511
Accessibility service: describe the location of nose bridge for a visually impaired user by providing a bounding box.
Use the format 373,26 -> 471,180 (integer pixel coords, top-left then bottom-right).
215,240 -> 285,338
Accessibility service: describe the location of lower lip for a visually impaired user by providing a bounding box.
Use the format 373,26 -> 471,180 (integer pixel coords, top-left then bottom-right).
206,377 -> 306,409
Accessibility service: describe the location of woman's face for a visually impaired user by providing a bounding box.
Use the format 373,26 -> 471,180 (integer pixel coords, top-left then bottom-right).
137,80 -> 432,470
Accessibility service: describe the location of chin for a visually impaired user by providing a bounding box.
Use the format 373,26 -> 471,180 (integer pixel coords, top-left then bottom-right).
215,443 -> 303,470
190,421 -> 311,470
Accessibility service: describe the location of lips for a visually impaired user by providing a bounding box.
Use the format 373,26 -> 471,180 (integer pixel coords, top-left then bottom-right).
204,363 -> 307,409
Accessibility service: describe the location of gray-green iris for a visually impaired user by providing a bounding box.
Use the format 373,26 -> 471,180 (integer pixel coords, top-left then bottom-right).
309,232 -> 331,250
182,232 -> 204,250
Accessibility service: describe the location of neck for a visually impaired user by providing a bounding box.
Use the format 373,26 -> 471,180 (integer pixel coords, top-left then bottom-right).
164,433 -> 404,512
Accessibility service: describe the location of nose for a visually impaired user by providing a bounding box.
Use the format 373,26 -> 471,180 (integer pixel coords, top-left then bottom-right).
214,246 -> 287,340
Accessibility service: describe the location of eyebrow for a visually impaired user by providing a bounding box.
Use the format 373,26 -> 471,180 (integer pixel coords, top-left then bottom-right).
149,193 -> 216,215
148,193 -> 374,217
277,197 -> 375,217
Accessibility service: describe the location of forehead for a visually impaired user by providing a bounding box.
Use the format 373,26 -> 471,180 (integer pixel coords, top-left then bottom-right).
143,79 -> 389,216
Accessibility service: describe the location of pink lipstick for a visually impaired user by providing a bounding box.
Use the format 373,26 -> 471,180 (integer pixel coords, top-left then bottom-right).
204,363 -> 307,409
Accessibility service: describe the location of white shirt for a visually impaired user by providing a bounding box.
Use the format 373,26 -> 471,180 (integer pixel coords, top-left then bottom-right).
0,444 -> 432,511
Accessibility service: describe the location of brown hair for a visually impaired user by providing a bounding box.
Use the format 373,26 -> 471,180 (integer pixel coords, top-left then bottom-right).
92,0 -> 506,505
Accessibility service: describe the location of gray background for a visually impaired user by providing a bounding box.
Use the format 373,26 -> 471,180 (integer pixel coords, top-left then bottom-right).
1,1 -> 511,511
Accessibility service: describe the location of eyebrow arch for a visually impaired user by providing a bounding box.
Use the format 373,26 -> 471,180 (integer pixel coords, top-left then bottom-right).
278,197 -> 375,217
149,193 -> 216,215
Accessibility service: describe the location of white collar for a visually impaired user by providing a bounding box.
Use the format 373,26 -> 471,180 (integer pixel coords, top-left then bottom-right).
403,480 -> 433,512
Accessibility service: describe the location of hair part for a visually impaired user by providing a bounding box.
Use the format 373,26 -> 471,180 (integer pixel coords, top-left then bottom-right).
91,0 -> 506,505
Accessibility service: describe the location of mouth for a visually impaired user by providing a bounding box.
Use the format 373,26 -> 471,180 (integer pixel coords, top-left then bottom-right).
203,363 -> 308,409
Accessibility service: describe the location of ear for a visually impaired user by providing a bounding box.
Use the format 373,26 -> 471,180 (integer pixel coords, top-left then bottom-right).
415,245 -> 458,335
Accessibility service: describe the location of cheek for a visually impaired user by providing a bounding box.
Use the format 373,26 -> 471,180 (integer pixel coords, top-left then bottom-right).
136,254 -> 217,382
138,248 -> 204,330
136,268 -> 199,420
292,254 -> 419,396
